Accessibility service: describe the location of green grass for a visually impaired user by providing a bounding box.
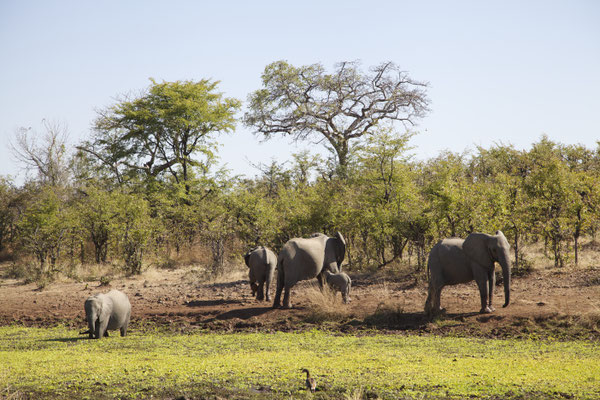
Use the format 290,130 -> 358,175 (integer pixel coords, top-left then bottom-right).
0,326 -> 599,399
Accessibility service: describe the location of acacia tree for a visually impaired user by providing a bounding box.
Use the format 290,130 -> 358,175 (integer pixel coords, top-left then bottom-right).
80,79 -> 241,191
244,61 -> 429,177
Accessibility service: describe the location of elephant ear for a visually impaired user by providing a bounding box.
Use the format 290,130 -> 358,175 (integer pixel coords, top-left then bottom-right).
334,231 -> 346,267
462,233 -> 493,267
243,251 -> 251,268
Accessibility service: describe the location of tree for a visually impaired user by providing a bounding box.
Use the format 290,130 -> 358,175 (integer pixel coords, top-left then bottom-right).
114,192 -> 153,275
352,128 -> 416,267
11,119 -> 70,187
80,79 -> 241,190
244,61 -> 429,176
75,187 -> 119,263
17,187 -> 71,283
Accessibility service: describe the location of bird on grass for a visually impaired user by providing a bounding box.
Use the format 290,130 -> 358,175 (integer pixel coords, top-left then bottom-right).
301,368 -> 316,393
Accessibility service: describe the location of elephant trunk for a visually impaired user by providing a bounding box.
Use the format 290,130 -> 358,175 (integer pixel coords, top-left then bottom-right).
85,300 -> 98,339
499,252 -> 511,308
86,311 -> 97,339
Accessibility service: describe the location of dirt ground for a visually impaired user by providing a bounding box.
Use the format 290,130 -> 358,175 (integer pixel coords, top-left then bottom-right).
1,263 -> 599,340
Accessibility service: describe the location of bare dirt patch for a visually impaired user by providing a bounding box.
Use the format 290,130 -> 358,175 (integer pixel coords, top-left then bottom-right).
0,263 -> 598,340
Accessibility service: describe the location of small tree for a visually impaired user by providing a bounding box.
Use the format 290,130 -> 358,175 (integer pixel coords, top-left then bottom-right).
114,192 -> 153,274
75,187 -> 120,263
17,187 -> 70,282
11,120 -> 70,187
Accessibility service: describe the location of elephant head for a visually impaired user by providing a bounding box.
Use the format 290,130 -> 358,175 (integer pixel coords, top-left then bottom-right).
243,249 -> 253,268
84,295 -> 108,339
333,231 -> 346,268
463,231 -> 511,308
323,231 -> 346,272
311,231 -> 345,268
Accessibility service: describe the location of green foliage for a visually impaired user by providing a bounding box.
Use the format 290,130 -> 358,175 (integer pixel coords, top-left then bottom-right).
1,326 -> 599,399
114,192 -> 153,275
244,60 -> 429,175
6,73 -> 600,276
82,78 -> 241,186
16,187 -> 73,283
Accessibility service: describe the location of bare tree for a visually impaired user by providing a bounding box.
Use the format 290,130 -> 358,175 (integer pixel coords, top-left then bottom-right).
244,61 -> 430,177
11,119 -> 70,186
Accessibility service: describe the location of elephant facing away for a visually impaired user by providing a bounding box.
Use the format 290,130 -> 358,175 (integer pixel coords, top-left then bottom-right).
324,270 -> 351,303
83,289 -> 131,339
244,246 -> 277,301
425,231 -> 511,316
273,232 -> 346,309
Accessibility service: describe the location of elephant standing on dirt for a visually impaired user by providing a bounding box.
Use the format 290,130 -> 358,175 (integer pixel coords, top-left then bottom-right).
83,289 -> 131,339
273,232 -> 346,309
244,246 -> 277,301
424,231 -> 511,316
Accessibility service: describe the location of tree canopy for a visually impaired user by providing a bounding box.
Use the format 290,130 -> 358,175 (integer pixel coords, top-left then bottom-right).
244,61 -> 429,176
80,79 -> 241,188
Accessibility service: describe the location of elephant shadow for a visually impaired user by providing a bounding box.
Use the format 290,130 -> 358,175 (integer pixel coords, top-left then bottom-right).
185,299 -> 244,307
196,280 -> 247,290
215,306 -> 273,321
43,336 -> 89,343
363,310 -> 480,330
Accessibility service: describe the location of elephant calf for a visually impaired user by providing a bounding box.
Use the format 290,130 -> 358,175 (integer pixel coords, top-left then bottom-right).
324,270 -> 352,303
83,289 -> 131,339
244,246 -> 277,301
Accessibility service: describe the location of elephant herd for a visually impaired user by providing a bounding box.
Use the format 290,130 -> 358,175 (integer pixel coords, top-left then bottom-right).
82,230 -> 512,338
245,230 -> 511,315
244,232 -> 351,308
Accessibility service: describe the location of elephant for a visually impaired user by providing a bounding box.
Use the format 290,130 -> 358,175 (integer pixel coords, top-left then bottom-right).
83,289 -> 131,339
424,231 -> 511,316
273,231 -> 346,309
244,246 -> 277,301
324,270 -> 351,303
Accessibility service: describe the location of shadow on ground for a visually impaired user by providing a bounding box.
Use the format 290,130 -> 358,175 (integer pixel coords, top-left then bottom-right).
215,306 -> 273,320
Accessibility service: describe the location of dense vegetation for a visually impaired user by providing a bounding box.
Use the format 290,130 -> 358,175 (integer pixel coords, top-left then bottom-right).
3,62 -> 600,287
1,326 -> 598,399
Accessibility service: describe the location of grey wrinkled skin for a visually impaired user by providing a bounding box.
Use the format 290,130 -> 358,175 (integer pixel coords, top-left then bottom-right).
273,231 -> 346,309
84,290 -> 131,339
324,270 -> 352,303
244,246 -> 277,301
424,231 -> 511,316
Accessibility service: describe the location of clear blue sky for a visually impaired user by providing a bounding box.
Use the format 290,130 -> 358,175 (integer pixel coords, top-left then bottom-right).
1,0 -> 598,182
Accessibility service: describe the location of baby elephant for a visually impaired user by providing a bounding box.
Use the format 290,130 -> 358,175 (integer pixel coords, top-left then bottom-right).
244,246 -> 277,301
324,270 -> 352,303
83,289 -> 131,339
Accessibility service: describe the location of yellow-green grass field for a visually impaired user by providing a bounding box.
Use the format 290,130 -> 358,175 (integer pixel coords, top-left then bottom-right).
1,326 -> 598,399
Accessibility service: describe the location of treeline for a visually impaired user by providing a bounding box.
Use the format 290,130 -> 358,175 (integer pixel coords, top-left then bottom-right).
2,63 -> 599,286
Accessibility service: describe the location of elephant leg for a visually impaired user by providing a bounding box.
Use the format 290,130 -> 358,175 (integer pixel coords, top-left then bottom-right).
257,282 -> 265,301
474,269 -> 492,313
98,318 -> 109,339
425,281 -> 445,316
433,285 -> 445,314
265,274 -> 272,302
487,268 -> 496,312
317,273 -> 325,291
273,274 -> 283,309
282,284 -> 293,309
342,288 -> 349,303
120,323 -> 128,337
